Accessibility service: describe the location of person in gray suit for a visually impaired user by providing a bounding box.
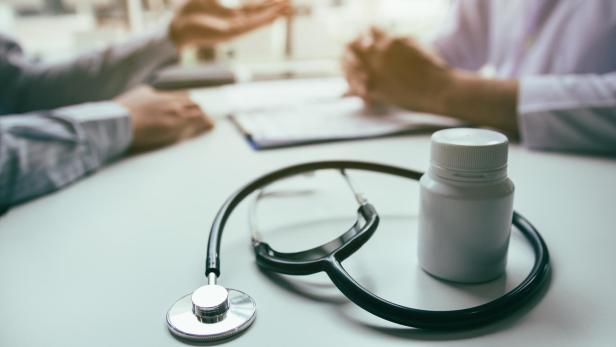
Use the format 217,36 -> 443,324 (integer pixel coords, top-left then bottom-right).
0,0 -> 290,211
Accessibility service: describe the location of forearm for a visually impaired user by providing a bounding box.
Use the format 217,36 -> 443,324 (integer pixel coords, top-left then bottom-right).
440,70 -> 616,153
5,28 -> 177,113
0,102 -> 131,209
441,70 -> 519,136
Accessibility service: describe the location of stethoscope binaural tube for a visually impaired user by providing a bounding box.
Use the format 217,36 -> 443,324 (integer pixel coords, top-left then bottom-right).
205,161 -> 421,277
203,160 -> 551,330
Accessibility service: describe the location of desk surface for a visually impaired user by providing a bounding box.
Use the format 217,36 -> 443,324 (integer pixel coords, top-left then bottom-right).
1,80 -> 615,347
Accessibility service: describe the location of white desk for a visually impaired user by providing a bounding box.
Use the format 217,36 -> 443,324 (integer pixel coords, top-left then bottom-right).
1,80 -> 615,347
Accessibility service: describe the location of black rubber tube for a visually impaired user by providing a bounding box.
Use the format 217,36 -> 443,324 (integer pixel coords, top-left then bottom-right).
204,160 -> 551,329
206,160 -> 422,275
322,211 -> 551,329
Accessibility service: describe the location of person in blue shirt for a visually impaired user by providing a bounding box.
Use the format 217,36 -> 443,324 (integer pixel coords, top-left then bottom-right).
0,0 -> 289,210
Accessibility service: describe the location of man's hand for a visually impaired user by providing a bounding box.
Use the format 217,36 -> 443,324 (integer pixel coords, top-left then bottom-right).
170,0 -> 291,48
115,86 -> 214,153
342,27 -> 519,135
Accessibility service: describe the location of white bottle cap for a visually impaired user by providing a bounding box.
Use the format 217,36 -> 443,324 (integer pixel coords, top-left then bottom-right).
430,128 -> 509,179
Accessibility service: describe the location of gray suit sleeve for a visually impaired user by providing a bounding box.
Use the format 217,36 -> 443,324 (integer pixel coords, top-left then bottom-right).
0,28 -> 178,113
0,101 -> 132,210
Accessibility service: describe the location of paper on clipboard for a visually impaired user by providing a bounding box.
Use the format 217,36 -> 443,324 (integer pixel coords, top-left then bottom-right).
231,97 -> 465,149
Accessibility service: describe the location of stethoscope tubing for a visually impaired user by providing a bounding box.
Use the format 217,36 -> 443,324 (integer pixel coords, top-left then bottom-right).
204,160 -> 551,330
206,161 -> 422,276
322,211 -> 551,330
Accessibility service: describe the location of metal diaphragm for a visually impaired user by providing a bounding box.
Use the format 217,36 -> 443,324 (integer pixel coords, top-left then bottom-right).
167,287 -> 256,342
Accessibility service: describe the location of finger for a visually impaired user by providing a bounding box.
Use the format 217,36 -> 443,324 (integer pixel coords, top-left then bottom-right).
343,48 -> 368,76
174,17 -> 229,47
241,0 -> 290,13
186,0 -> 239,16
243,3 -> 289,25
155,92 -> 192,107
181,14 -> 229,35
356,32 -> 374,53
195,112 -> 215,132
402,36 -> 447,65
167,90 -> 190,99
207,0 -> 239,15
342,50 -> 369,96
350,32 -> 379,76
343,38 -> 376,105
181,102 -> 213,126
344,74 -> 366,96
367,27 -> 392,58
182,0 -> 287,42
183,9 -> 272,36
348,37 -> 374,78
178,96 -> 202,108
182,103 -> 203,113
239,1 -> 289,22
182,109 -> 215,138
370,26 -> 387,42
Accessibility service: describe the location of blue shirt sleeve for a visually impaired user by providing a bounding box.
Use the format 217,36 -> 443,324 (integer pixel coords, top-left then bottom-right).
0,27 -> 177,114
0,101 -> 132,209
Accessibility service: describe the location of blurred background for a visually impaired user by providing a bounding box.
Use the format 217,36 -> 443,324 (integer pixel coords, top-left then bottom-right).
0,0 -> 452,79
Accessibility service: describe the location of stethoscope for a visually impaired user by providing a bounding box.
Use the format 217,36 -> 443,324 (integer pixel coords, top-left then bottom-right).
166,161 -> 551,342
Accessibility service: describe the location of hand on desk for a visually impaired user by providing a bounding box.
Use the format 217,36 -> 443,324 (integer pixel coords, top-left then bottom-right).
170,0 -> 291,48
343,27 -> 519,135
343,27 -> 449,113
115,86 -> 213,153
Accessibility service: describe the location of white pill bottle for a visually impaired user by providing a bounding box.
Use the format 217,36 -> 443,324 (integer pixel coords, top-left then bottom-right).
418,128 -> 514,283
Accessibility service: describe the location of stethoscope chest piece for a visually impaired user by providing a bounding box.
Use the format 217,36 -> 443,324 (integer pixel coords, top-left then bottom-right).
167,284 -> 257,342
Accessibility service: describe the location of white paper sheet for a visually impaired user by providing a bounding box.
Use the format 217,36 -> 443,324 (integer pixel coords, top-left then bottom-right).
232,96 -> 464,149
191,77 -> 348,118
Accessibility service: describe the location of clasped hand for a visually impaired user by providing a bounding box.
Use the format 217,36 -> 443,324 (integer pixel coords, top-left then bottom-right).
343,27 -> 453,115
